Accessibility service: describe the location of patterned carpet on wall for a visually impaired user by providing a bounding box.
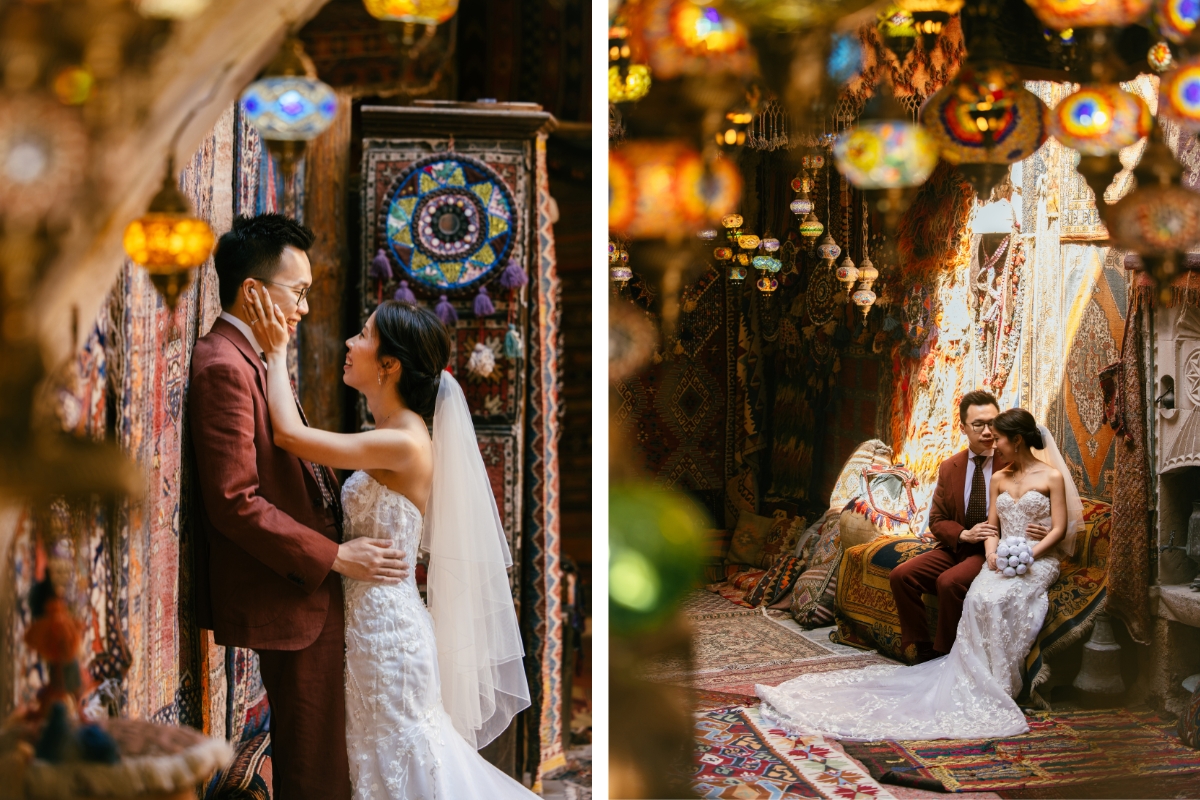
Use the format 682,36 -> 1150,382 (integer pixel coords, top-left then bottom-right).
840,708 -> 1200,793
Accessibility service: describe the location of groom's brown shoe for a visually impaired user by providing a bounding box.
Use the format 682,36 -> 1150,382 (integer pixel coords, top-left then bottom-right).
914,643 -> 939,664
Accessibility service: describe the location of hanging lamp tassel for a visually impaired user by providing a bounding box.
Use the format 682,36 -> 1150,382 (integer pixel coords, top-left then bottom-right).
499,258 -> 527,290
504,324 -> 523,359
370,249 -> 393,306
393,280 -> 417,304
434,295 -> 458,326
474,285 -> 495,316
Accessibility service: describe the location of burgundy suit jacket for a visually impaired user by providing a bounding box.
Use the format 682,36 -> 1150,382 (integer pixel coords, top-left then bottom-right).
928,448 -> 1010,552
188,318 -> 341,651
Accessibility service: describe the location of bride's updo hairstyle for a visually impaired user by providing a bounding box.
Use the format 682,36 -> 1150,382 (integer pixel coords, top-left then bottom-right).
993,408 -> 1044,451
373,300 -> 451,418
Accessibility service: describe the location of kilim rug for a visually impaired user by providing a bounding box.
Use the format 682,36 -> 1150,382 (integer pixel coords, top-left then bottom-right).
840,708 -> 1200,793
693,706 -> 898,800
694,689 -> 761,712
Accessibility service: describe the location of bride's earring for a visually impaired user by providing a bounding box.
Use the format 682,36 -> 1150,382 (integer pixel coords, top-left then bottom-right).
377,372 -> 383,386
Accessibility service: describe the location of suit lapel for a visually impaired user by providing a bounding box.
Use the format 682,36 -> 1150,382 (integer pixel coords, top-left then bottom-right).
211,319 -> 321,487
952,449 -> 969,524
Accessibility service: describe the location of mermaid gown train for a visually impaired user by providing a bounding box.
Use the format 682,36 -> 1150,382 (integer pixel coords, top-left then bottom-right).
756,491 -> 1059,741
341,471 -> 538,799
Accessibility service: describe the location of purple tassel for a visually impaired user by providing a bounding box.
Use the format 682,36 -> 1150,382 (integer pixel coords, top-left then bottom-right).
474,286 -> 495,317
499,258 -> 527,290
434,295 -> 458,325
393,281 -> 417,304
370,249 -> 393,281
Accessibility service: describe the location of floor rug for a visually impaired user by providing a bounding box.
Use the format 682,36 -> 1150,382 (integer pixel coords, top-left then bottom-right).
841,708 -> 1200,793
693,706 -> 898,800
694,689 -> 762,712
680,588 -> 780,619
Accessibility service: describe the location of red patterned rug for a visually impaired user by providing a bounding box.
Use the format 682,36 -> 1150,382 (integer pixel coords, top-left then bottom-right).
841,707 -> 1200,793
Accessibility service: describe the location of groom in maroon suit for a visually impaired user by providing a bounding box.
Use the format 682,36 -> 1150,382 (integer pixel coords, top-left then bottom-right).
189,214 -> 407,799
890,390 -> 1008,663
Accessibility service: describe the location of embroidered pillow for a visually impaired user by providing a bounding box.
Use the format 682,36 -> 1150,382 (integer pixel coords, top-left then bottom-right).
829,439 -> 894,511
1180,682 -> 1200,750
790,514 -> 842,628
726,510 -> 774,567
755,511 -> 807,569
839,464 -> 920,550
746,556 -> 806,607
705,568 -> 768,608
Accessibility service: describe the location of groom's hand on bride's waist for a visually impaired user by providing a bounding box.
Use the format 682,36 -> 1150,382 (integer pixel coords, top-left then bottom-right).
332,537 -> 409,584
1024,523 -> 1050,541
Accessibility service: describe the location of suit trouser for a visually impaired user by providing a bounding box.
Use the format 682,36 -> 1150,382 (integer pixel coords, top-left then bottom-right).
889,543 -> 986,656
256,579 -> 351,800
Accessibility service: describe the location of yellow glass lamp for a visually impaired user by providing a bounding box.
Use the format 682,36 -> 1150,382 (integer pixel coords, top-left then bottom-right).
135,0 -> 211,19
123,160 -> 215,309
609,22 -> 652,103
363,0 -> 459,25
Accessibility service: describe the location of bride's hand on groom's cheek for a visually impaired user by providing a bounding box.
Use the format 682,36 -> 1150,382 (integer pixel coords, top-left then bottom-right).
332,537 -> 410,584
244,286 -> 289,356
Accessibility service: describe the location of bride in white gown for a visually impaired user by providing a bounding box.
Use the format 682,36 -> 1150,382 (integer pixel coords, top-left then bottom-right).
757,409 -> 1084,741
247,291 -> 537,799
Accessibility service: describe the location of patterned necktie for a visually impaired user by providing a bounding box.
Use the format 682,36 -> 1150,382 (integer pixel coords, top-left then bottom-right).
964,454 -> 989,530
261,352 -> 344,538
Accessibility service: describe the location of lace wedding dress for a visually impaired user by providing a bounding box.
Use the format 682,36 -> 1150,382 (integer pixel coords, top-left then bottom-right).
341,471 -> 537,800
757,491 -> 1060,741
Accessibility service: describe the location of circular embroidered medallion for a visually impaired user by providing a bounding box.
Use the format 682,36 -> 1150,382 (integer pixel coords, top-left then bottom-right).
381,154 -> 517,292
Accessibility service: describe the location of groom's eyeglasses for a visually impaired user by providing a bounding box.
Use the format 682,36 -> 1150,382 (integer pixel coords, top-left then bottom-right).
258,279 -> 311,305
968,421 -> 996,432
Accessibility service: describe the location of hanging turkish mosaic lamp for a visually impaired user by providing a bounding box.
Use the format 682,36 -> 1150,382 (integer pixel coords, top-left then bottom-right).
1050,83 -> 1151,207
363,0 -> 459,27
752,251 -> 782,295
852,287 -> 877,318
1107,125 -> 1200,299
1024,0 -> 1151,31
135,0 -> 211,19
608,21 -> 652,103
877,5 -> 918,62
836,254 -> 858,294
123,159 -> 215,309
799,212 -> 825,242
1154,0 -> 1200,42
609,239 -> 632,288
240,37 -> 337,186
1160,55 -> 1200,132
835,83 -> 937,228
897,0 -> 964,49
756,275 -> 779,294
857,253 -> 878,289
816,232 -> 841,262
790,172 -> 815,216
1149,40 -> 1175,72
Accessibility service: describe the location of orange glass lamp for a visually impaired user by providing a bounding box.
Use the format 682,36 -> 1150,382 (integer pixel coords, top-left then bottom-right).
123,161 -> 215,309
363,0 -> 458,25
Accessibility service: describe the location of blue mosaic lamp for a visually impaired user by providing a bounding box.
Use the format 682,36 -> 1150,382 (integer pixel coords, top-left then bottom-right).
240,38 -> 337,181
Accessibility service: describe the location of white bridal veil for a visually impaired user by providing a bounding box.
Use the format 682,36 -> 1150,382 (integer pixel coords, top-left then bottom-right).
1033,423 -> 1084,557
422,372 -> 530,749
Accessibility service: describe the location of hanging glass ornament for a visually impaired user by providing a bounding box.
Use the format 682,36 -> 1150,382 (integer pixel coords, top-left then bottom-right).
729,264 -> 748,283
609,22 -> 652,103
802,154 -> 825,172
698,228 -> 718,241
816,232 -> 841,262
1025,0 -> 1151,31
790,186 -> 815,216
834,120 -> 937,190
752,255 -> 782,272
1149,41 -> 1175,72
857,254 -> 878,289
760,236 -> 780,253
1155,0 -> 1200,41
609,239 -> 632,288
122,159 -> 215,309
716,107 -> 754,149
721,213 -> 744,230
714,246 -> 733,260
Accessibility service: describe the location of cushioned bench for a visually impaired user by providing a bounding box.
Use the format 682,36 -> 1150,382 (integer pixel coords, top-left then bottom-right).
831,498 -> 1112,707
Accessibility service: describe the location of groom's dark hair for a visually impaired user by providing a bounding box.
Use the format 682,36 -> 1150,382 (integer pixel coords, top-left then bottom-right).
959,390 -> 999,423
213,214 -> 315,309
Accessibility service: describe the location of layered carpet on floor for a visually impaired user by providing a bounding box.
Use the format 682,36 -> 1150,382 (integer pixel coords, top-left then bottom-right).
649,591 -> 888,695
840,708 -> 1200,793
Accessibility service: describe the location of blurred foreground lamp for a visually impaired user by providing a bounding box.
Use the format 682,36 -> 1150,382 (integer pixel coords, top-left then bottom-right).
240,37 -> 337,184
670,1 -> 747,54
135,0 -> 211,18
122,160 -> 215,309
834,86 -> 937,227
1159,56 -> 1200,133
608,142 -> 742,238
897,0 -> 964,49
363,0 -> 459,26
1108,126 -> 1200,302
1024,0 -> 1151,30
877,5 -> 918,61
1149,41 -> 1175,72
716,107 -> 754,149
1049,83 -> 1151,206
609,22 -> 652,103
1155,0 -> 1200,41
